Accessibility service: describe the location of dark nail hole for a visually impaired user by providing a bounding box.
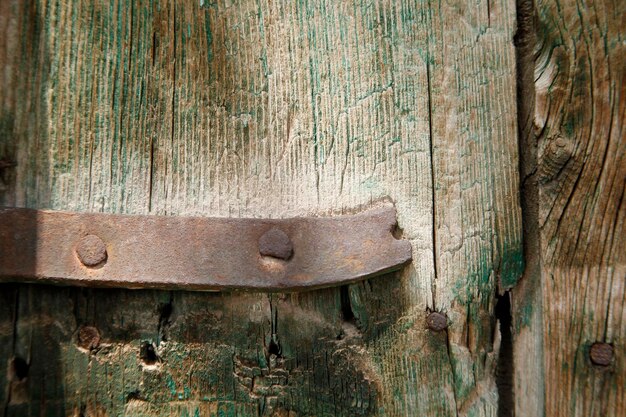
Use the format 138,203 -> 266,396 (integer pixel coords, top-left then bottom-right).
158,302 -> 173,322
11,356 -> 29,381
140,341 -> 159,365
340,286 -> 355,323
268,339 -> 281,357
126,390 -> 143,402
157,300 -> 173,343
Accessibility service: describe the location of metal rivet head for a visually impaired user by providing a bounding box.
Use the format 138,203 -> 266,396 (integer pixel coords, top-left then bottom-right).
76,234 -> 107,267
77,326 -> 101,350
427,312 -> 448,332
589,342 -> 613,366
259,228 -> 293,260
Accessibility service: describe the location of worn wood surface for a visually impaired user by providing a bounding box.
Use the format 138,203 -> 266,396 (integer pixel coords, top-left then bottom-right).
513,0 -> 625,416
536,0 -> 625,415
0,0 -> 523,416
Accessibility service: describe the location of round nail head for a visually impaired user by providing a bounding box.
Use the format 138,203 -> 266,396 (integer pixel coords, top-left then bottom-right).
259,228 -> 293,260
427,312 -> 448,332
77,326 -> 101,350
76,234 -> 107,267
589,342 -> 613,366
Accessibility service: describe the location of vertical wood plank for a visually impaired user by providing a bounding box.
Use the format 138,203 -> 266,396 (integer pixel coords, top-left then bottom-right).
428,0 -> 522,415
514,0 -> 625,415
537,0 -> 625,414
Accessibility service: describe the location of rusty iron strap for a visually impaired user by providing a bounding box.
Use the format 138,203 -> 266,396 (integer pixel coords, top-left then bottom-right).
0,205 -> 412,291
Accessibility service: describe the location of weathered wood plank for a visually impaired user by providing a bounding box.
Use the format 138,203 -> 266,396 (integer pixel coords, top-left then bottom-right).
537,0 -> 625,413
428,1 -> 522,415
0,0 -> 521,415
513,0 -> 625,415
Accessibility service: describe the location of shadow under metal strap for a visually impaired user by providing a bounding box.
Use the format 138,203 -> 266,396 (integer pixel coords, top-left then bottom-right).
0,204 -> 412,291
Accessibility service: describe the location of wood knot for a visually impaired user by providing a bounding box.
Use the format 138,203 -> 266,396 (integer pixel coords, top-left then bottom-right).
538,135 -> 575,183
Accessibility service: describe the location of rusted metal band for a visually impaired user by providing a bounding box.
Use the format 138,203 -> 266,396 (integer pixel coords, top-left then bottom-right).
0,205 -> 411,291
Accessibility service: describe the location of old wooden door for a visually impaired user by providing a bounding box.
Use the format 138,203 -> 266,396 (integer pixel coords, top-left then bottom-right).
0,0 -> 623,416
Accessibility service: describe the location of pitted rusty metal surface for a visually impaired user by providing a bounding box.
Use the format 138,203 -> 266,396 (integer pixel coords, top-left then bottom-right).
0,205 -> 412,291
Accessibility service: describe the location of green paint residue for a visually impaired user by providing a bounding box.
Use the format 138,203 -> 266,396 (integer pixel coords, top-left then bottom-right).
397,318 -> 414,334
203,7 -> 213,64
515,298 -> 534,329
500,246 -> 524,289
166,374 -> 177,397
217,402 -> 236,417
176,385 -> 191,400
361,177 -> 378,190
563,114 -> 577,137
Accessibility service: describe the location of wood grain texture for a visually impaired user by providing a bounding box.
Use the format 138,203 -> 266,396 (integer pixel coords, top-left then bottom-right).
0,0 -> 521,415
536,0 -> 625,414
513,0 -> 625,415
